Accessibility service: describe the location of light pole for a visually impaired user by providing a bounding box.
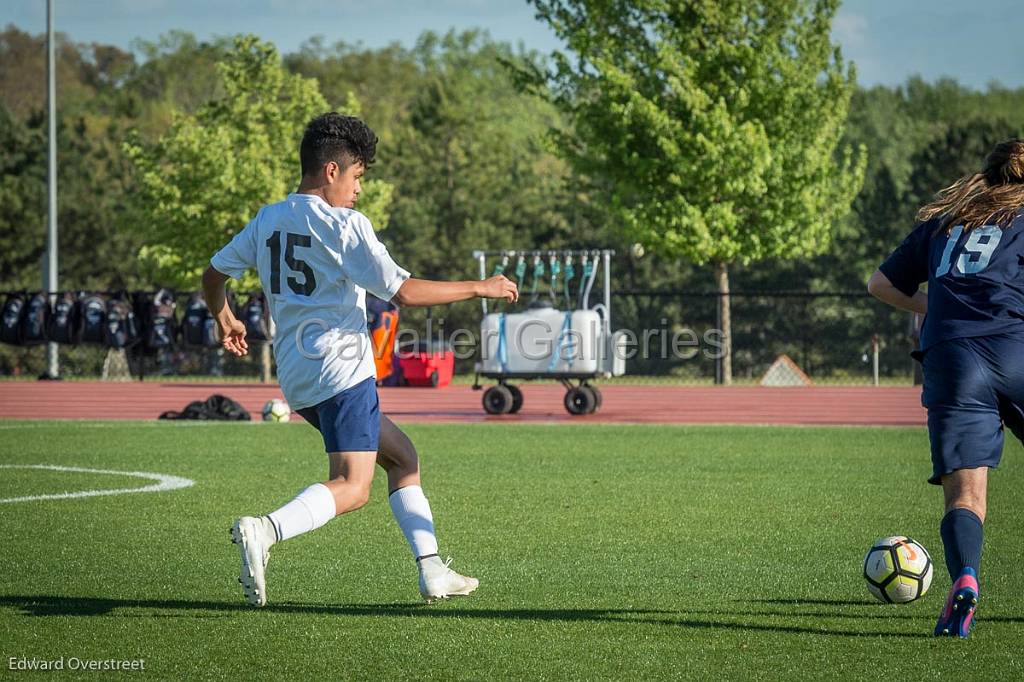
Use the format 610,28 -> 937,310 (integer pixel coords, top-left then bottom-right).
44,0 -> 59,379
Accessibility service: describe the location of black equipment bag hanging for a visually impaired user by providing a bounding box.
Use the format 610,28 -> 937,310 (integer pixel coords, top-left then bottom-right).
0,292 -> 27,345
21,292 -> 51,345
48,292 -> 81,344
146,288 -> 178,350
80,293 -> 108,344
241,292 -> 270,342
104,295 -> 140,349
182,292 -> 219,347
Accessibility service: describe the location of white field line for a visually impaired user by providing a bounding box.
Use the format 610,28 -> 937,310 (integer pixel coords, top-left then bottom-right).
0,464 -> 195,503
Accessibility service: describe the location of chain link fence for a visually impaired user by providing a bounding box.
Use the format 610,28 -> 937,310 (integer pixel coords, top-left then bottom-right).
0,291 -> 920,385
611,291 -> 920,385
0,343 -> 270,382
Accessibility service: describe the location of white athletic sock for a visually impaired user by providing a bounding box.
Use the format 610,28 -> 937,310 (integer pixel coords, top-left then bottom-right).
388,485 -> 439,560
418,554 -> 448,576
256,516 -> 278,548
267,483 -> 337,542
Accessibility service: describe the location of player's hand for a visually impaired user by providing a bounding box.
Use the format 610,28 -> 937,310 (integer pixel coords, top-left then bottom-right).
479,275 -> 519,303
219,319 -> 249,356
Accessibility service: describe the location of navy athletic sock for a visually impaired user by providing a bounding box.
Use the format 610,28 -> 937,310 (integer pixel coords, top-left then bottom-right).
939,508 -> 983,580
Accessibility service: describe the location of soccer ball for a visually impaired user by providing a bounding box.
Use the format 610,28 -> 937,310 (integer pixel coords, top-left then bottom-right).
261,398 -> 291,423
863,536 -> 934,603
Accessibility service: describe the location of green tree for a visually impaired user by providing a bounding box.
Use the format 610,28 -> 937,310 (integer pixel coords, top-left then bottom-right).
824,81 -> 1024,293
528,0 -> 866,382
904,117 -> 1021,214
0,26 -> 134,122
287,31 -> 595,280
124,35 -> 393,291
120,31 -> 231,138
285,30 -> 608,344
0,105 -> 46,288
386,32 -> 577,276
284,37 -> 421,152
0,105 -> 138,292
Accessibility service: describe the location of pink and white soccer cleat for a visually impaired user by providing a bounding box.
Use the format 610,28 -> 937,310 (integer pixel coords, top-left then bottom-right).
934,567 -> 979,638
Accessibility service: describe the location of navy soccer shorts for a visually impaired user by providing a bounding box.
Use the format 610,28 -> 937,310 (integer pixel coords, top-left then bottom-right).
921,332 -> 1024,485
297,376 -> 381,453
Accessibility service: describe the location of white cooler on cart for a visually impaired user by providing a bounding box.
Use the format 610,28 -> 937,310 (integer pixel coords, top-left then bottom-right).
472,249 -> 626,415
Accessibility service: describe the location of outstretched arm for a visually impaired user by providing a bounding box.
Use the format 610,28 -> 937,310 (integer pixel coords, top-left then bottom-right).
392,274 -> 518,307
867,269 -> 927,315
202,266 -> 249,356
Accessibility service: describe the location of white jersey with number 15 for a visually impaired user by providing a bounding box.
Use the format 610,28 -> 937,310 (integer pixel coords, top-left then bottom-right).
210,193 -> 409,410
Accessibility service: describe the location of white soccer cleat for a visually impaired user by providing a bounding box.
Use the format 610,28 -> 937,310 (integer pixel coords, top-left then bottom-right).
230,516 -> 275,607
418,556 -> 479,603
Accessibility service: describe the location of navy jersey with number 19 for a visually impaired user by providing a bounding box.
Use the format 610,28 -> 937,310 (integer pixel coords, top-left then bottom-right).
879,212 -> 1024,354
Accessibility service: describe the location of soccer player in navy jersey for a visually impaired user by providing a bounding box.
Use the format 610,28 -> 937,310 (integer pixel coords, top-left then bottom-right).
202,113 -> 517,606
868,139 -> 1024,638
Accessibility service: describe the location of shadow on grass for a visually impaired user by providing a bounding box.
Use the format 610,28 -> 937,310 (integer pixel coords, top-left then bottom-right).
0,594 -> 991,638
743,598 -> 878,606
735,598 -> 1024,625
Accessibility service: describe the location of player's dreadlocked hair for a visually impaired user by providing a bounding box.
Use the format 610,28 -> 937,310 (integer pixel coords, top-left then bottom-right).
918,138 -> 1024,233
300,113 -> 378,177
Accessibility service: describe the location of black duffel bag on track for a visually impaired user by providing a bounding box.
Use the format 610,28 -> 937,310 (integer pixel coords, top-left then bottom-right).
158,394 -> 251,421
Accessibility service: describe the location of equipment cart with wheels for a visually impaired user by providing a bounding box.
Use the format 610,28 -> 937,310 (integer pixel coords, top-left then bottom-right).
472,249 -> 626,415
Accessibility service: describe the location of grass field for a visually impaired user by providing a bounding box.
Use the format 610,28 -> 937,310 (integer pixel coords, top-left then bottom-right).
1,421 -> 1022,680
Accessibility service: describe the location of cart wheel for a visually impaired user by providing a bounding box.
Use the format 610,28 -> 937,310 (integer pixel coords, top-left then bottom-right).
429,370 -> 440,387
583,385 -> 602,413
507,384 -> 524,414
564,386 -> 596,415
483,385 -> 514,414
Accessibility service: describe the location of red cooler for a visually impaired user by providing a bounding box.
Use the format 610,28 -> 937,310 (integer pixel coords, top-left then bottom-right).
398,342 -> 454,388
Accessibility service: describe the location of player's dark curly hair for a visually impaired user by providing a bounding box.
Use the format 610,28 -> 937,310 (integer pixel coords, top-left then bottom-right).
300,113 -> 378,177
918,138 -> 1024,232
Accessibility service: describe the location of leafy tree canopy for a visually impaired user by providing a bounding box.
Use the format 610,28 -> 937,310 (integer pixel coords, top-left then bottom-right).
124,35 -> 393,289
528,0 -> 866,266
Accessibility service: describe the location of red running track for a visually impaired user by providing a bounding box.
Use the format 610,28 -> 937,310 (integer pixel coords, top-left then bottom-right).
0,381 -> 926,426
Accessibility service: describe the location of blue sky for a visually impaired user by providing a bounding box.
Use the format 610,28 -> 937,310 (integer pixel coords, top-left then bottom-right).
3,0 -> 1022,89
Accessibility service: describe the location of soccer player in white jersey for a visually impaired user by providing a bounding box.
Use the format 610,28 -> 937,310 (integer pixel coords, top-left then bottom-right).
202,113 -> 518,606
